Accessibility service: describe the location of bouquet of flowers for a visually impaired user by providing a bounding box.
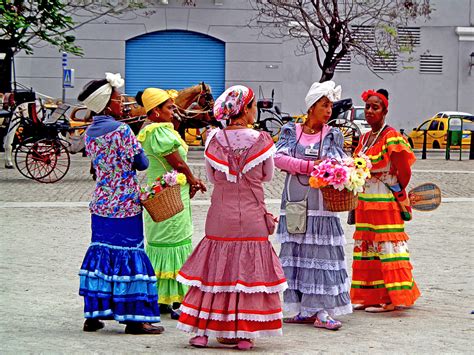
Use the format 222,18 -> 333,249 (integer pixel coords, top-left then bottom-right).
308,155 -> 372,212
140,170 -> 187,222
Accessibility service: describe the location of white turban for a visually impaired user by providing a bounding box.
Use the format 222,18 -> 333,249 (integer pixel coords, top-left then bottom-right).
305,81 -> 342,111
82,72 -> 125,113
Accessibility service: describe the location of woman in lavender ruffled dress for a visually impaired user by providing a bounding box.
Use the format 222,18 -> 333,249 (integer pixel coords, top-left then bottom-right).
275,81 -> 352,330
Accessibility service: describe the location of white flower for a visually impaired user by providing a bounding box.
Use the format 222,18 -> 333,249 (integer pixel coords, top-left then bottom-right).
105,72 -> 124,88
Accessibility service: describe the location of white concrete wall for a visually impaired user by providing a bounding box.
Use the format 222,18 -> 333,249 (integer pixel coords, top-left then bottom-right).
12,0 -> 474,131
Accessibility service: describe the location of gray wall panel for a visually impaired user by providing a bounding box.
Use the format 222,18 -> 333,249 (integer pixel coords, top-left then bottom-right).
8,0 -> 473,130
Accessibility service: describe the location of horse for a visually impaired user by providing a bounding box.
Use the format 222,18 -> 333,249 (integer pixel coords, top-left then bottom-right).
125,81 -> 220,138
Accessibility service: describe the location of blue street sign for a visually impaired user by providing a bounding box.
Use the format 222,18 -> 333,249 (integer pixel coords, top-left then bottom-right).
62,52 -> 68,67
63,68 -> 75,88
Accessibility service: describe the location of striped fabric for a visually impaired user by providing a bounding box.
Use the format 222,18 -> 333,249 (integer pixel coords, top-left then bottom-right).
351,127 -> 420,307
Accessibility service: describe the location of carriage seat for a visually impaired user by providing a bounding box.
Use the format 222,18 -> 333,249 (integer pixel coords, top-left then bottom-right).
43,103 -> 70,124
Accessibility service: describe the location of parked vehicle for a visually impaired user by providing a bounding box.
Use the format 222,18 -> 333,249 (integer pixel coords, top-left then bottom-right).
336,105 -> 371,134
255,88 -> 293,141
407,111 -> 473,149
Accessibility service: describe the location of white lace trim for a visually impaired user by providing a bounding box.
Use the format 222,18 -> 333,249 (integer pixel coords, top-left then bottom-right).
279,209 -> 339,217
284,303 -> 353,317
206,143 -> 275,183
276,233 -> 347,246
286,279 -> 351,296
204,128 -> 219,150
180,305 -> 283,322
280,257 -> 347,271
204,156 -> 237,183
176,275 -> 288,294
241,145 -> 276,174
176,322 -> 283,339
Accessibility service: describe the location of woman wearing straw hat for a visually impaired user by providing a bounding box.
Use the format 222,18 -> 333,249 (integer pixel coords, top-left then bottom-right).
77,73 -> 163,335
136,88 -> 206,319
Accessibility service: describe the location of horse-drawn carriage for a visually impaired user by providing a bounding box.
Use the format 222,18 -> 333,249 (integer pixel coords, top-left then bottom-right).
1,83 -> 217,183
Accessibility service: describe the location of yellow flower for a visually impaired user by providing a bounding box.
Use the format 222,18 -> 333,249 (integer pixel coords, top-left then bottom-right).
176,173 -> 187,186
354,157 -> 367,169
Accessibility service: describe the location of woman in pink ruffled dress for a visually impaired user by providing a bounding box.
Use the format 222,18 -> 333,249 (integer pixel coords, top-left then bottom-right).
176,85 -> 287,350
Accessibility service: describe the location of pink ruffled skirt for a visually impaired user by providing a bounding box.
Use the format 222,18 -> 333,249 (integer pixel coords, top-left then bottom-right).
177,236 -> 287,339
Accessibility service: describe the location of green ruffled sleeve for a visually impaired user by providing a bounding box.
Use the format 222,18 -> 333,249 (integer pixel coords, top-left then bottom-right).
149,125 -> 181,156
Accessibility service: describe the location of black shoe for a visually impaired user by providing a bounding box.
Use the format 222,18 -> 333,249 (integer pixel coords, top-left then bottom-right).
4,164 -> 13,169
170,302 -> 181,320
125,322 -> 165,335
170,309 -> 180,320
159,304 -> 171,314
83,318 -> 105,332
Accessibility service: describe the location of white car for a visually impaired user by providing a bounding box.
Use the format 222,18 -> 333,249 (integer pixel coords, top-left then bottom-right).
336,105 -> 371,134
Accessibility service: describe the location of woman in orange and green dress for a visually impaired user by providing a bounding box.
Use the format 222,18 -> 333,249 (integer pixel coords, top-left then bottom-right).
351,88 -> 420,313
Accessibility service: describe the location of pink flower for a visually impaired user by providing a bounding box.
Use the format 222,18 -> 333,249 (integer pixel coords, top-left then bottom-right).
163,170 -> 178,186
331,165 -> 349,190
312,160 -> 336,182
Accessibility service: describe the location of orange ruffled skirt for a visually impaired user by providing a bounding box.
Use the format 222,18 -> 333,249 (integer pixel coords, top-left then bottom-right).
350,192 -> 420,306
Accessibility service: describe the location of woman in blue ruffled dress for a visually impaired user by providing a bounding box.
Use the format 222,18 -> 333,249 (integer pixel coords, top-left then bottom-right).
77,73 -> 163,334
275,81 -> 352,330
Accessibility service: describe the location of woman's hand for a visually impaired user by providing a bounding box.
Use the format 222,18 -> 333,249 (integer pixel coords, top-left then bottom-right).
313,159 -> 323,166
190,179 -> 207,198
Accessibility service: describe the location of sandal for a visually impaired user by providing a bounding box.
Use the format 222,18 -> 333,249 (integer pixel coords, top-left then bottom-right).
236,339 -> 254,350
365,303 -> 396,313
189,335 -> 208,347
353,304 -> 379,311
283,314 -> 317,324
217,337 -> 239,345
313,317 -> 342,330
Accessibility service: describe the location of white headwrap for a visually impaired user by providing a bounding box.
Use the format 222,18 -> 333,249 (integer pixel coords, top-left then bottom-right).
305,80 -> 342,111
82,72 -> 125,113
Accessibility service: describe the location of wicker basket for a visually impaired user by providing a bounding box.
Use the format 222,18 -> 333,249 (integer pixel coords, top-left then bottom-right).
141,184 -> 184,222
321,186 -> 358,212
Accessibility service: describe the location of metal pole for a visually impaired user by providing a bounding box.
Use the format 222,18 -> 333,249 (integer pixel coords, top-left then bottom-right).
469,131 -> 474,160
445,131 -> 451,160
421,129 -> 427,160
62,52 -> 67,103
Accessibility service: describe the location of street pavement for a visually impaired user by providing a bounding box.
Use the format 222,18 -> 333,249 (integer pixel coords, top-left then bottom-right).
0,149 -> 473,353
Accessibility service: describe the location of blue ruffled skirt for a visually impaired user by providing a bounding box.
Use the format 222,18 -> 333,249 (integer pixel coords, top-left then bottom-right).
79,213 -> 160,322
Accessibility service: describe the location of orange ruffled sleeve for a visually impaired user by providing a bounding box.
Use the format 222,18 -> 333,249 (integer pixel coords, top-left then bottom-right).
365,128 -> 415,171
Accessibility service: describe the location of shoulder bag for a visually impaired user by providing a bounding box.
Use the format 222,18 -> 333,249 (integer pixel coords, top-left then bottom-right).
284,127 -> 323,234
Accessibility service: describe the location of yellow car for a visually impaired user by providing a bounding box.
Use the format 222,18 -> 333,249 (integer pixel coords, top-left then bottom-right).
407,112 -> 473,149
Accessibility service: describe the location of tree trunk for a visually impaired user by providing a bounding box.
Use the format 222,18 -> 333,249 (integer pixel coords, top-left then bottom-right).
0,40 -> 13,93
319,67 -> 335,82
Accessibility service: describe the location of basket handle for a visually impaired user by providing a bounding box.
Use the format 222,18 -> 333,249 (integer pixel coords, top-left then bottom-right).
147,153 -> 171,176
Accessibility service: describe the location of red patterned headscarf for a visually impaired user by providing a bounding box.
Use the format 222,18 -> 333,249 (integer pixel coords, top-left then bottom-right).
361,90 -> 388,109
213,85 -> 255,121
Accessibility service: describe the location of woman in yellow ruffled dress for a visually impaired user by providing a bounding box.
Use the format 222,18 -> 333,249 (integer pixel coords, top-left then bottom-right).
136,88 -> 206,318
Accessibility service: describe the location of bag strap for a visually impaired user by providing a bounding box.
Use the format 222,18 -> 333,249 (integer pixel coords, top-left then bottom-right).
286,174 -> 310,202
287,124 -> 322,202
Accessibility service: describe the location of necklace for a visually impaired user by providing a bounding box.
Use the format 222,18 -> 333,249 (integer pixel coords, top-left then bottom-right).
228,122 -> 246,127
303,123 -> 322,134
361,124 -> 387,153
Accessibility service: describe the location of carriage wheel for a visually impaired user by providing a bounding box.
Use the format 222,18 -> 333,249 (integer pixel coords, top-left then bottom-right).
260,117 -> 283,139
25,139 -> 70,183
328,119 -> 361,154
14,139 -> 38,179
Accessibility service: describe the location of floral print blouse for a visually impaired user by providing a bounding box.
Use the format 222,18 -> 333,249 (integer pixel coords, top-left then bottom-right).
85,124 -> 143,218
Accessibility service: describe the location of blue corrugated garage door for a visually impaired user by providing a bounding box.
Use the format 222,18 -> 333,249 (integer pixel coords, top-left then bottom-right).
125,30 -> 225,98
